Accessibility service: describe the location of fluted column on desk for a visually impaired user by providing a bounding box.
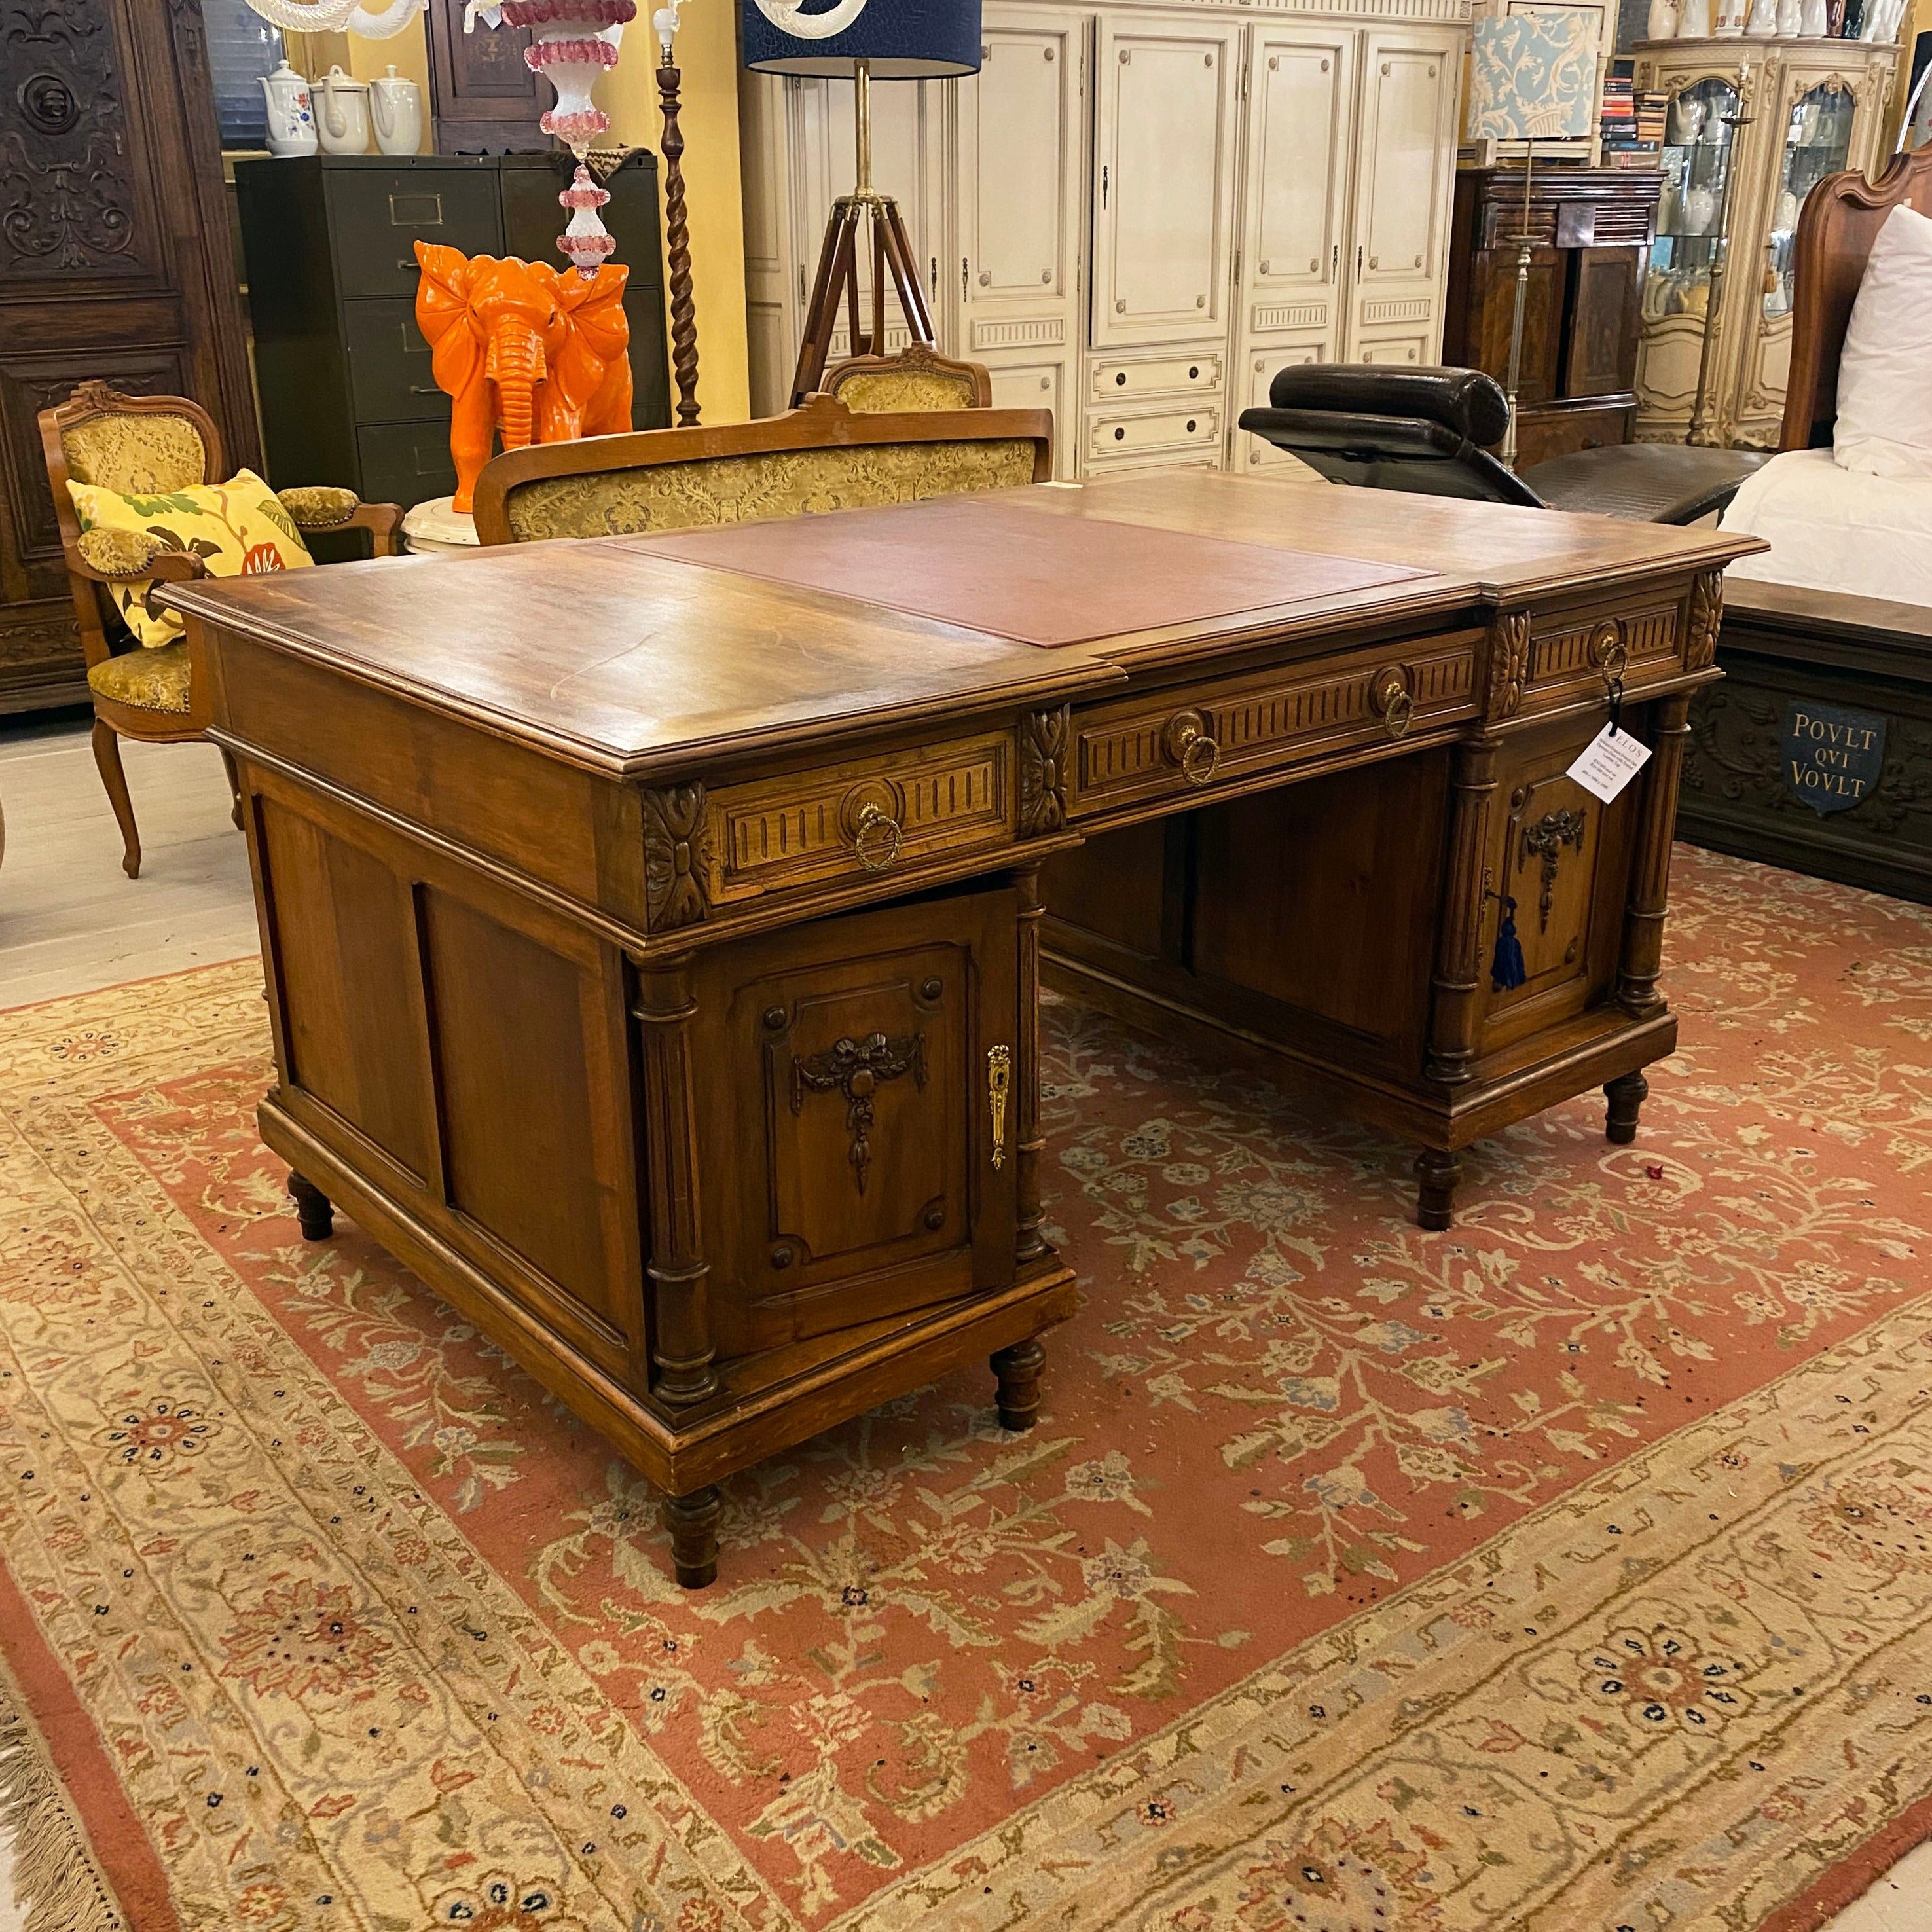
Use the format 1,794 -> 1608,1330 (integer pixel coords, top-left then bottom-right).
634,957 -> 717,1404
1617,691 -> 1693,1019
1425,735 -> 1502,1086
1015,864 -> 1048,1265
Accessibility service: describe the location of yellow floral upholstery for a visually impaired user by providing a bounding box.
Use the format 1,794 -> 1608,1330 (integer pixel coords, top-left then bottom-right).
65,469 -> 313,647
830,369 -> 980,412
502,439 -> 1039,543
76,526 -> 162,577
87,642 -> 191,716
277,485 -> 360,528
61,412 -> 207,495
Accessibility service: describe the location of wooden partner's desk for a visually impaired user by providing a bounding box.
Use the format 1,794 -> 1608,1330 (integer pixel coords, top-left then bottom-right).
172,473 -> 1753,1587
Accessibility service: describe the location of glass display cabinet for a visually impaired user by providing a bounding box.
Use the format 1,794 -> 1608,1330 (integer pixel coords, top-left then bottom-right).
1633,37 -> 1899,448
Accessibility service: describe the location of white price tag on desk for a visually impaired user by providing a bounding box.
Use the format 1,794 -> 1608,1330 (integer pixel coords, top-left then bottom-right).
1565,723 -> 1652,803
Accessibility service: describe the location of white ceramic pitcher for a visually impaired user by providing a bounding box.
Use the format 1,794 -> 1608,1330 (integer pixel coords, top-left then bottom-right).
316,65 -> 372,155
371,65 -> 422,156
259,59 -> 317,156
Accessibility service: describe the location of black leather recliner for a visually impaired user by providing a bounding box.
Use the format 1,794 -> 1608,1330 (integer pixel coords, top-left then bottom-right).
1237,364 -> 1766,526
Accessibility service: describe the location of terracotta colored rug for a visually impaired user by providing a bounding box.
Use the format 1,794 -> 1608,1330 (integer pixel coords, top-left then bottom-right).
3,845 -> 1932,1932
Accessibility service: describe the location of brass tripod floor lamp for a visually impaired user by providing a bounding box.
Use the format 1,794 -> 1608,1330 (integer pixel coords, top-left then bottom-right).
741,0 -> 981,406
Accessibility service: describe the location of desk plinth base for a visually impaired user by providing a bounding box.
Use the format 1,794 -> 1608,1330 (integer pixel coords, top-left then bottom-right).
261,1099 -> 1076,1588
1044,947 -> 1675,1227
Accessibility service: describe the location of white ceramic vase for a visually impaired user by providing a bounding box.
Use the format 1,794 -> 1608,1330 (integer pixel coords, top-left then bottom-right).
1798,0 -> 1827,31
1715,0 -> 1748,37
316,65 -> 371,155
370,65 -> 422,155
1743,0 -> 1777,32
1684,183 -> 1719,234
1647,0 -> 1681,35
1776,0 -> 1804,31
258,59 -> 317,156
1669,95 -> 1707,142
1679,0 -> 1713,33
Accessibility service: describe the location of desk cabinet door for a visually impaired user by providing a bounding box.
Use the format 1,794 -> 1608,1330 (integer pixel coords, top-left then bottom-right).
1476,717 -> 1635,1056
693,886 -> 1019,1358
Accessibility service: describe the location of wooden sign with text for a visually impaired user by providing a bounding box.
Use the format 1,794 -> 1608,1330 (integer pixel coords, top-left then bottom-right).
1785,701 -> 1886,816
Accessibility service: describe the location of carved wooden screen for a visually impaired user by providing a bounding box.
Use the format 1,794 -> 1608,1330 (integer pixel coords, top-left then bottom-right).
0,0 -> 258,712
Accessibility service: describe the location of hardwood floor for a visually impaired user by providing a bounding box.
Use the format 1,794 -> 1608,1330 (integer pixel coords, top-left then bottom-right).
0,707 -> 1925,1931
0,712 -> 260,1008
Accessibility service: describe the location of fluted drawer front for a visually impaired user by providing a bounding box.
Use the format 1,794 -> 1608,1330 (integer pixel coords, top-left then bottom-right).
701,731 -> 1017,907
1066,631 -> 1482,819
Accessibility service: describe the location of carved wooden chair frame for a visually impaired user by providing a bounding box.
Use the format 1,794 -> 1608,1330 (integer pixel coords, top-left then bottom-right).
471,392 -> 1055,545
814,344 -> 994,410
39,380 -> 404,878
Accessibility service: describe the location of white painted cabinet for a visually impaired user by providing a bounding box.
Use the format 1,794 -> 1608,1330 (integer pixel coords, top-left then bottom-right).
1631,37 -> 1899,448
740,0 -> 1467,479
1091,16 -> 1243,349
958,9 -> 1087,474
1345,29 -> 1459,361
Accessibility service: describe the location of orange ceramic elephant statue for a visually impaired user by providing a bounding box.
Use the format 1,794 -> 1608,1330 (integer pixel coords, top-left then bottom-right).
414,242 -> 632,514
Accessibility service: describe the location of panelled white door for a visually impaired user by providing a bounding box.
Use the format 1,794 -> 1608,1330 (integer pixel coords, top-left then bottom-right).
1343,27 -> 1460,361
1091,12 -> 1243,351
1233,23 -> 1353,468
959,7 -> 1087,473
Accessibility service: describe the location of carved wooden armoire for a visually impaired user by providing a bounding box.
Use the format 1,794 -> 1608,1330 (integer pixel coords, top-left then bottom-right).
0,0 -> 259,713
1443,166 -> 1661,469
740,0 -> 1470,479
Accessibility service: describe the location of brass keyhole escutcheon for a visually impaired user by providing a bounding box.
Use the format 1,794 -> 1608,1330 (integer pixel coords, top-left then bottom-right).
1369,665 -> 1413,740
987,1044 -> 1012,1169
1161,709 -> 1220,786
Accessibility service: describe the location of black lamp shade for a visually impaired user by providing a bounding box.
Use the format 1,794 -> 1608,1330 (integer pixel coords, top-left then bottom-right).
742,0 -> 981,79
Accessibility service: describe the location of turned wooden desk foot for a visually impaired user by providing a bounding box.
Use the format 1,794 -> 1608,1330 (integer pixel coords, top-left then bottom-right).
1414,1148 -> 1462,1231
289,1171 -> 334,1243
1604,1070 -> 1649,1144
664,1484 -> 722,1589
992,1337 -> 1047,1432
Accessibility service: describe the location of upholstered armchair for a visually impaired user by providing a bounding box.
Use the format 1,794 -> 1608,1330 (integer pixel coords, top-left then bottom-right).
39,382 -> 403,878
816,345 -> 991,412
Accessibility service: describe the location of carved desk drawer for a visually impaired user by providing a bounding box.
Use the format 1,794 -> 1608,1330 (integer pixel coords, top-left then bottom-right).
1066,631 -> 1482,820
692,729 -> 1017,911
1507,574 -> 1717,718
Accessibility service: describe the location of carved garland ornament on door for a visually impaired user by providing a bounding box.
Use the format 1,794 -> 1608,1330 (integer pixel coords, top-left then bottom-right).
1519,808 -> 1587,933
792,1030 -> 928,1195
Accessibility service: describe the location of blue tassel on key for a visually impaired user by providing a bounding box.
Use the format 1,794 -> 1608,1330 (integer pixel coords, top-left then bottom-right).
1491,895 -> 1527,991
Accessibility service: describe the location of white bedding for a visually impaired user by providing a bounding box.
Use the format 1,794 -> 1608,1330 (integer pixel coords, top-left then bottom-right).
1719,447 -> 1932,610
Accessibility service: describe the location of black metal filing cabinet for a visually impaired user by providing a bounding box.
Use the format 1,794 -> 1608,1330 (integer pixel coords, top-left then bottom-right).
236,153 -> 670,511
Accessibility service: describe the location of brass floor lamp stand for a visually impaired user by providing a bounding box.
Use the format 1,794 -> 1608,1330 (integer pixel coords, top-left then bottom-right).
788,61 -> 936,406
1500,141 -> 1536,473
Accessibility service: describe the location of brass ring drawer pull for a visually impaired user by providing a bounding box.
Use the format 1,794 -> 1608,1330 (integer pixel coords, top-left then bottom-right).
1370,665 -> 1413,740
1161,708 -> 1219,786
1590,620 -> 1628,684
850,801 -> 902,872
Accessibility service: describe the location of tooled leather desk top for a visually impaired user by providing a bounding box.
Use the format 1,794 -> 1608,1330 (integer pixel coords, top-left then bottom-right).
621,492 -> 1434,648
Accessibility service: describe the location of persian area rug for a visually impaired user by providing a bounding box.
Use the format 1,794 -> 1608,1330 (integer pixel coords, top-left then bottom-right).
3,846 -> 1932,1932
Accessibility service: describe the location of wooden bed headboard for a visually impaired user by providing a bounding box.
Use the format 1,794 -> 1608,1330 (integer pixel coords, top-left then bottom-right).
1782,143 -> 1932,452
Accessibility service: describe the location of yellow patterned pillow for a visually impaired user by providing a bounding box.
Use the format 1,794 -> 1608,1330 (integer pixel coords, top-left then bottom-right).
65,467 -> 314,647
